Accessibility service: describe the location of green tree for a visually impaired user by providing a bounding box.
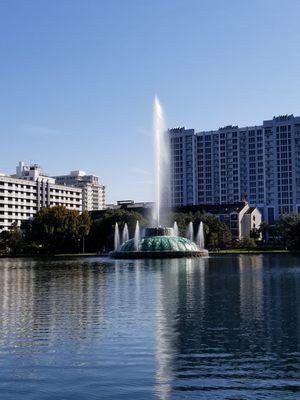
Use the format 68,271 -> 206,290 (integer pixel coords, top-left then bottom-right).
275,213 -> 300,248
235,237 -> 257,249
286,221 -> 300,250
250,227 -> 261,240
22,206 -> 85,254
259,221 -> 269,244
170,212 -> 195,237
0,222 -> 24,255
202,215 -> 232,249
87,209 -> 147,252
170,211 -> 232,249
78,210 -> 92,253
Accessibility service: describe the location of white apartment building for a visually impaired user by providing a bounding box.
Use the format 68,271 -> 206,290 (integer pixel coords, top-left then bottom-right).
0,163 -> 82,231
53,170 -> 105,211
169,115 -> 300,223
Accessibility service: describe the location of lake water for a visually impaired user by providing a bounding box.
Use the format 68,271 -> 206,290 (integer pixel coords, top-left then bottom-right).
0,255 -> 299,399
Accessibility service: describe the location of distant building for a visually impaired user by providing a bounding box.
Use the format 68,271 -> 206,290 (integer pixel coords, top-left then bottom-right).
90,200 -> 155,221
169,115 -> 300,223
90,200 -> 260,239
0,162 -> 82,231
174,202 -> 261,240
53,170 -> 105,211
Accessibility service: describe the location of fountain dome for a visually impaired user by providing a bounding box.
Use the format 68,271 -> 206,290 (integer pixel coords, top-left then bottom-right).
110,227 -> 208,259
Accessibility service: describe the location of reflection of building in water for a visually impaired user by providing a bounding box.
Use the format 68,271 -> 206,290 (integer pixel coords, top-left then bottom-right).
0,259 -> 37,340
261,255 -> 300,352
151,255 -> 300,395
0,259 -> 107,349
239,254 -> 300,353
239,255 -> 264,331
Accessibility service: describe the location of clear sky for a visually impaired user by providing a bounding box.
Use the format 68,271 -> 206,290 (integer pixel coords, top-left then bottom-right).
1,0 -> 300,203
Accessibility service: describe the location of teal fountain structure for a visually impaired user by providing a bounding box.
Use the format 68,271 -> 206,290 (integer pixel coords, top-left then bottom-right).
110,97 -> 208,259
110,225 -> 208,259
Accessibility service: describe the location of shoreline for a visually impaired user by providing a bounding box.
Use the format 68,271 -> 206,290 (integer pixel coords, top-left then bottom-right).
1,250 -> 300,259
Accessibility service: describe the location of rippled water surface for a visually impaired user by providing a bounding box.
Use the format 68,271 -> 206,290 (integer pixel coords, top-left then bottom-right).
0,255 -> 299,399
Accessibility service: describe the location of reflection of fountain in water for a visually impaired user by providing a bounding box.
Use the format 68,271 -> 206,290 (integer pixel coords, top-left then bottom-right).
153,259 -> 179,399
173,221 -> 179,237
153,96 -> 170,226
134,221 -> 140,251
122,223 -> 129,245
186,221 -> 194,242
114,222 -> 120,251
196,221 -> 205,249
153,258 -> 208,399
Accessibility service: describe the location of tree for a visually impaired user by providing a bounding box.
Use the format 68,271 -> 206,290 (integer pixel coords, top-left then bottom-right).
250,227 -> 261,240
22,206 -> 87,254
259,221 -> 269,244
0,222 -> 24,255
78,211 -> 92,253
235,237 -> 257,249
170,212 -> 195,237
170,211 -> 232,249
86,209 -> 147,253
202,215 -> 232,249
275,213 -> 300,248
286,221 -> 300,250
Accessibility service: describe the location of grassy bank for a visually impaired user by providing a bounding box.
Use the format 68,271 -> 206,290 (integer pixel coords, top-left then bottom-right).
210,249 -> 297,255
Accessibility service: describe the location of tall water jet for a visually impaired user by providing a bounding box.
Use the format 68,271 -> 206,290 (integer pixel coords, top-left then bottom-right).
134,221 -> 140,251
109,97 -> 208,259
196,221 -> 205,250
122,223 -> 129,244
153,96 -> 170,226
186,222 -> 194,242
173,221 -> 179,237
114,222 -> 120,251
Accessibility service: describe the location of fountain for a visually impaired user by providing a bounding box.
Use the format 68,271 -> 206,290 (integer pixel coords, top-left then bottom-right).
196,222 -> 205,249
122,223 -> 129,244
173,221 -> 179,237
134,221 -> 140,250
186,222 -> 194,242
110,97 -> 208,258
114,222 -> 120,251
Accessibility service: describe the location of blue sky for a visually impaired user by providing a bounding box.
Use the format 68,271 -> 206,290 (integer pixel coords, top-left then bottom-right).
1,0 -> 300,202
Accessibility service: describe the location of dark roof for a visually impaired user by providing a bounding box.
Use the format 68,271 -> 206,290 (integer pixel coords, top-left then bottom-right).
172,202 -> 247,215
89,202 -> 250,221
246,207 -> 256,214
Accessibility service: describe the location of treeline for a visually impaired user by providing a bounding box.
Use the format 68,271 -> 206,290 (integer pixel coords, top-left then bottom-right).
259,213 -> 300,249
0,206 -> 300,255
0,207 -> 147,255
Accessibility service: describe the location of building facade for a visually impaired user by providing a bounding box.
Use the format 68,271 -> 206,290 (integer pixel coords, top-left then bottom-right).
169,115 -> 300,223
0,163 -> 82,231
53,170 -> 105,211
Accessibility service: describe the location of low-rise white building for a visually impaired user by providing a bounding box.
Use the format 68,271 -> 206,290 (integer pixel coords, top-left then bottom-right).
53,170 -> 105,211
0,163 -> 82,231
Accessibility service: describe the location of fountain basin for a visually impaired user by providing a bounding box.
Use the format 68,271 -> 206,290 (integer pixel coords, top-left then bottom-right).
110,235 -> 208,259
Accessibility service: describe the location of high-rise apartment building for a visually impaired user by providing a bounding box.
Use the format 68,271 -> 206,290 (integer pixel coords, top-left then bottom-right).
53,170 -> 105,211
169,115 -> 300,223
